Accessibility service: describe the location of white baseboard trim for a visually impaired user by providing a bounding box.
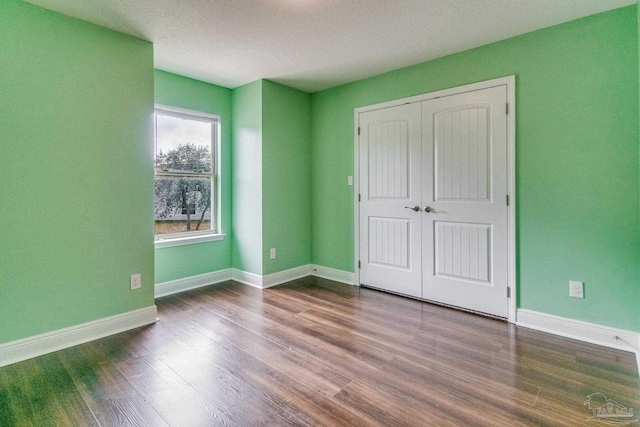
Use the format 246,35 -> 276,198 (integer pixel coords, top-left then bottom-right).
636,346 -> 640,376
517,309 -> 640,358
263,265 -> 312,288
155,269 -> 233,298
231,268 -> 264,288
231,265 -> 312,289
155,264 -> 355,295
635,335 -> 640,375
0,306 -> 158,368
310,264 -> 355,285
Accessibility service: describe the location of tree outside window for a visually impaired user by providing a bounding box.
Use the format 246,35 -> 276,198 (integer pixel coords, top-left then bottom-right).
154,106 -> 218,237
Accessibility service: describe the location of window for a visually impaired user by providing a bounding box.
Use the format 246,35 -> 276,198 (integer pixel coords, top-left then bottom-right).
154,104 -> 220,245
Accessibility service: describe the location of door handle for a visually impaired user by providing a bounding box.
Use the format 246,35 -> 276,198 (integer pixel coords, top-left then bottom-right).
404,205 -> 420,212
424,206 -> 434,213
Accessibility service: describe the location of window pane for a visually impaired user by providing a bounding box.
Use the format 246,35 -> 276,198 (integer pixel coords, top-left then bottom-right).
154,176 -> 212,235
155,114 -> 212,174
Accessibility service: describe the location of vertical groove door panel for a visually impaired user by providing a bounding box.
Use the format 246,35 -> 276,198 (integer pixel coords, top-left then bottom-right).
422,85 -> 508,317
434,222 -> 490,282
369,121 -> 409,199
359,103 -> 422,298
369,217 -> 409,268
435,108 -> 489,201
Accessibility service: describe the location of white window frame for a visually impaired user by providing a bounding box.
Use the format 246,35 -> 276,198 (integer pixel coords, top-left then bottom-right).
153,104 -> 225,249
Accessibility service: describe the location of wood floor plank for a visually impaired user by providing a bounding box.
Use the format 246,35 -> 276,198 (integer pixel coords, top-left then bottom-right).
59,342 -> 170,427
129,321 -> 197,357
158,309 -> 227,349
380,356 -> 547,424
222,394 -> 308,427
195,282 -> 245,301
260,323 -> 393,380
145,384 -> 241,427
198,297 -> 284,336
215,293 -> 298,326
115,353 -> 188,395
174,302 -> 355,397
238,338 -> 352,398
198,319 -> 352,397
332,379 -> 461,427
0,277 -> 638,426
157,346 -> 257,411
195,339 -> 370,427
272,313 -> 396,367
297,307 -> 416,342
0,354 -> 99,427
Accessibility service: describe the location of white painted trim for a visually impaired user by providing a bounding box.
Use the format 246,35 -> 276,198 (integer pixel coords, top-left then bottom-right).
262,265 -> 311,288
154,269 -> 232,298
0,306 -> 158,368
354,109 -> 361,288
636,336 -> 640,375
517,309 -> 640,356
353,76 -> 516,321
154,233 -> 226,249
155,103 -> 220,122
354,76 -> 515,114
231,268 -> 264,288
231,265 -> 313,289
155,264 -> 356,295
505,76 -> 517,324
311,265 -> 355,285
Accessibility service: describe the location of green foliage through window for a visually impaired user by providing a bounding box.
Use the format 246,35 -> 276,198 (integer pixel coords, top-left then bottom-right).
154,106 -> 218,237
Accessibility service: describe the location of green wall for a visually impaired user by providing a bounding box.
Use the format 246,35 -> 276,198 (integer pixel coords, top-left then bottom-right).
156,76 -> 312,279
0,0 -> 155,343
262,81 -> 312,275
2,0 -> 636,347
231,80 -> 312,276
231,80 -> 264,275
310,6 -> 640,331
153,70 -> 233,283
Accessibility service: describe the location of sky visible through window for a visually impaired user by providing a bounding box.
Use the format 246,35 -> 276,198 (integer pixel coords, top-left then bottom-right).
156,113 -> 210,155
154,112 -> 214,236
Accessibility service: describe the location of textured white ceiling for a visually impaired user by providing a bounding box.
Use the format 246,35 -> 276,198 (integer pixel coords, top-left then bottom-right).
25,0 -> 634,93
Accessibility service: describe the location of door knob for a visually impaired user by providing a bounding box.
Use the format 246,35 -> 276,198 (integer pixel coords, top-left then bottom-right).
404,205 -> 420,212
424,206 -> 434,213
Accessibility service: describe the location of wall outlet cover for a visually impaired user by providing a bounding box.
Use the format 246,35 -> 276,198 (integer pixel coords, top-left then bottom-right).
569,281 -> 584,298
269,248 -> 276,260
130,274 -> 141,290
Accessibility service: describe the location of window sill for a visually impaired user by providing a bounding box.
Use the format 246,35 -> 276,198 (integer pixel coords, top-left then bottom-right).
154,233 -> 226,249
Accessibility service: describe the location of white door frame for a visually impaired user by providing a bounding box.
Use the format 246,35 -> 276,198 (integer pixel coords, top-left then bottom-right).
353,76 -> 517,323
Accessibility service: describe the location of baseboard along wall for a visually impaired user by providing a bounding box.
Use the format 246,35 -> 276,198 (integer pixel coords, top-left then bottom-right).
155,268 -> 640,371
310,265 -> 356,285
0,306 -> 158,368
516,308 -> 640,372
154,264 -> 356,297
4,268 -> 637,371
155,269 -> 233,298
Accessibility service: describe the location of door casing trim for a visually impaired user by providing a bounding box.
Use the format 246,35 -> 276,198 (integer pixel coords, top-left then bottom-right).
353,75 -> 517,323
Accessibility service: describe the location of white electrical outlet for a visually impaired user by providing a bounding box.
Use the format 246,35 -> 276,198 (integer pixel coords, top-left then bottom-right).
347,176 -> 353,186
130,273 -> 141,290
269,248 -> 276,259
569,281 -> 583,298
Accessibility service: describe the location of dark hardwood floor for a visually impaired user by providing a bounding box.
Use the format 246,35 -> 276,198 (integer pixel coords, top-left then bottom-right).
1,277 -> 638,426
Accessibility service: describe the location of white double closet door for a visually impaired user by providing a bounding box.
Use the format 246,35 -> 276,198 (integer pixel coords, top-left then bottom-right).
358,85 -> 509,318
